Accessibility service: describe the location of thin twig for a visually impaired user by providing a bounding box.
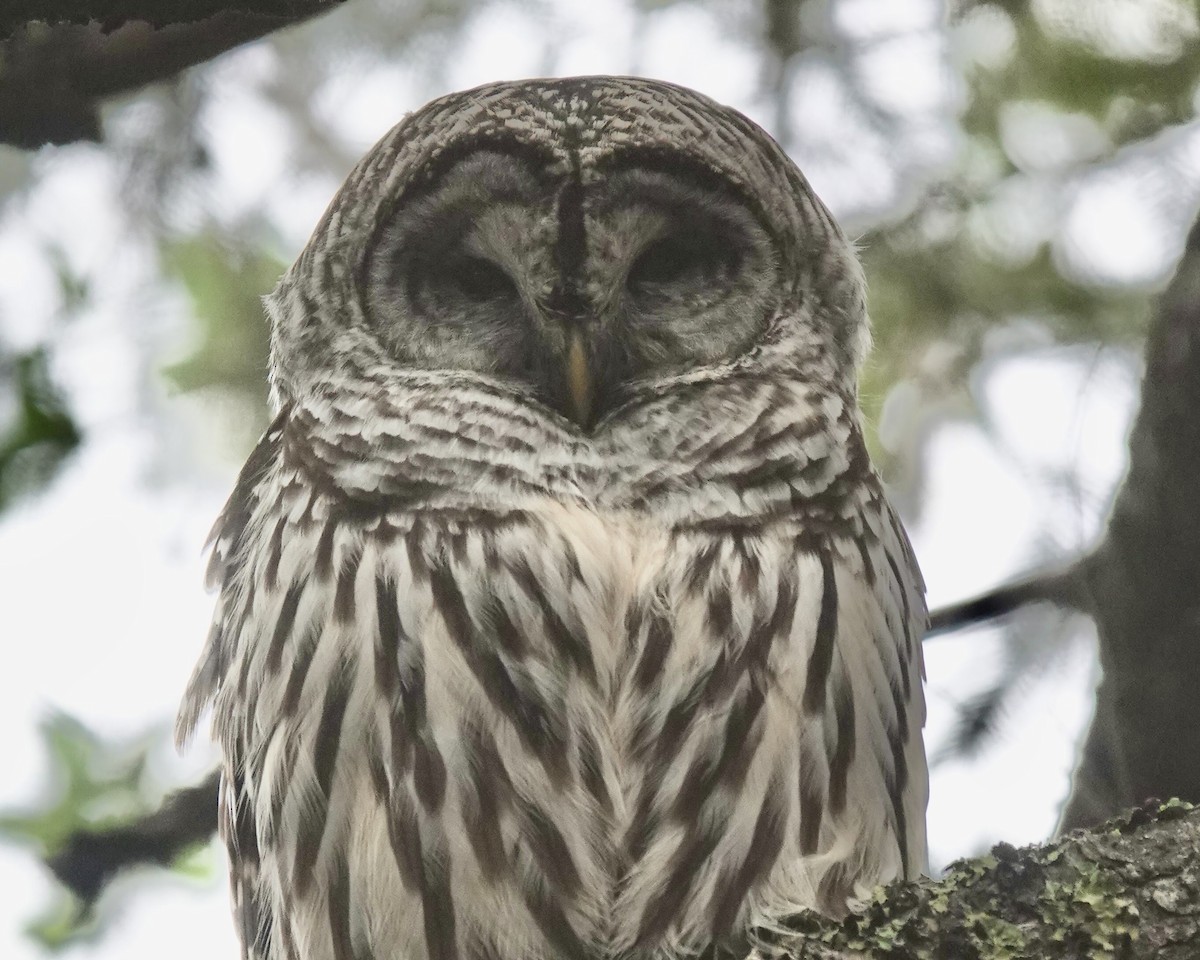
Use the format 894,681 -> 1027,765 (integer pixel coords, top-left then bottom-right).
926,563 -> 1089,638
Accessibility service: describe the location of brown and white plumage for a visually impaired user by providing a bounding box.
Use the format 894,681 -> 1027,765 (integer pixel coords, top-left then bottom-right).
178,76 -> 927,960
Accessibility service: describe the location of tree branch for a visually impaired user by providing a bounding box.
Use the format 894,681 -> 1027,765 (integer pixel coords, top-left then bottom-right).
751,800 -> 1199,960
0,3 -> 345,148
926,563 -> 1090,638
1,0 -> 346,37
46,770 -> 220,904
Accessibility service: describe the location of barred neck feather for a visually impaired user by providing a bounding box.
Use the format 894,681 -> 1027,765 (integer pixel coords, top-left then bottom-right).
284,305 -> 866,528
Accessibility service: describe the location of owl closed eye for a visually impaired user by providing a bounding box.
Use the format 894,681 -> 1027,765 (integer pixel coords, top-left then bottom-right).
362,151 -> 782,428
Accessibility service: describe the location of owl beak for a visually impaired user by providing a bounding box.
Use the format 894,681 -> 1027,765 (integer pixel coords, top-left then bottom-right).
565,330 -> 594,427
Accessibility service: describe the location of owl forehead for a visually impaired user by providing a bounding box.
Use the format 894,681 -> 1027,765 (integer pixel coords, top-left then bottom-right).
410,78 -> 783,185
288,77 -> 859,330
323,79 -> 834,256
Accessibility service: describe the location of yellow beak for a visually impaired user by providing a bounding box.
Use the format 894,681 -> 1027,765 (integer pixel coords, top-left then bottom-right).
565,331 -> 593,426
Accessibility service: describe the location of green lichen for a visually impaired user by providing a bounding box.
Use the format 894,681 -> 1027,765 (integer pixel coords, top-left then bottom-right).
963,912 -> 1028,959
1036,861 -> 1139,960
1158,798 -> 1195,814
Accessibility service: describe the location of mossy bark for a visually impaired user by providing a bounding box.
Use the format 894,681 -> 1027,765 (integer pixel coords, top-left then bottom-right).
751,801 -> 1199,960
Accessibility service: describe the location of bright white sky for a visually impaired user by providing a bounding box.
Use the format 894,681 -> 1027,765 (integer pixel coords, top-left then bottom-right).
0,0 -> 1178,956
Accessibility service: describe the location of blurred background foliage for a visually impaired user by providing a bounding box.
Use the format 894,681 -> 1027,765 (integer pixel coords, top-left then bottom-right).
2,0 -> 1199,950
0,715 -> 204,949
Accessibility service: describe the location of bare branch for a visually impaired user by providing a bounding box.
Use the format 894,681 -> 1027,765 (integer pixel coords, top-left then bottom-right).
46,770 -> 220,904
0,3 -> 345,148
926,563 -> 1090,638
1,0 -> 345,37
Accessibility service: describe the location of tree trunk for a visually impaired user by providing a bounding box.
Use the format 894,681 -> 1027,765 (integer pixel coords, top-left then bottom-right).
1060,215 -> 1200,831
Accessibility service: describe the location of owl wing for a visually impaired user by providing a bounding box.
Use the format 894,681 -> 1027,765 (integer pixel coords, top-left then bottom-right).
177,407 -> 611,960
179,407 -> 439,960
807,487 -> 928,900
177,412 -> 286,960
779,483 -> 928,914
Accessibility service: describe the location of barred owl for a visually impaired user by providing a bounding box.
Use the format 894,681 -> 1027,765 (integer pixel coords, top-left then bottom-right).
178,77 -> 927,960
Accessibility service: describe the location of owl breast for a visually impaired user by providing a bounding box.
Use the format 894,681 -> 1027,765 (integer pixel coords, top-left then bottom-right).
294,500 -> 846,960
199,378 -> 922,960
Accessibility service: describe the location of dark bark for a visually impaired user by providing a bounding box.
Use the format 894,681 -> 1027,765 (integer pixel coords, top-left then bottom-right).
0,2 -> 344,148
0,0 -> 344,36
1058,215 -> 1200,832
923,212 -> 1200,832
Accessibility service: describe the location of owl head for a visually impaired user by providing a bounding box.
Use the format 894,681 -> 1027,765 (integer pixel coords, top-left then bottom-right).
266,77 -> 868,428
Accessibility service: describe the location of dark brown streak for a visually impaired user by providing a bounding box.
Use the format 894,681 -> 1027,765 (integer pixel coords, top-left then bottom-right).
737,535 -> 762,593
654,673 -> 709,763
521,805 -> 581,897
462,722 -> 511,883
623,786 -> 661,864
670,681 -> 766,824
406,518 -> 430,584
430,560 -> 568,784
884,548 -> 914,696
482,594 -> 526,658
327,851 -> 354,960
708,585 -> 733,637
523,879 -> 587,960
669,749 -> 718,825
636,824 -> 724,945
280,623 -> 319,719
887,681 -> 912,877
375,571 -> 418,780
228,771 -> 260,870
414,736 -> 448,813
374,573 -> 402,703
314,656 -> 353,799
418,836 -> 458,960
632,605 -> 672,691
684,539 -> 722,593
334,544 -> 363,625
709,782 -> 788,938
315,521 -> 337,581
264,516 -> 287,591
798,740 -> 824,856
577,724 -> 611,813
855,535 -> 876,588
292,655 -> 353,899
510,558 -> 596,682
385,788 -> 422,892
266,580 -> 306,676
716,681 -> 767,789
802,549 -> 838,714
827,674 -> 856,816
